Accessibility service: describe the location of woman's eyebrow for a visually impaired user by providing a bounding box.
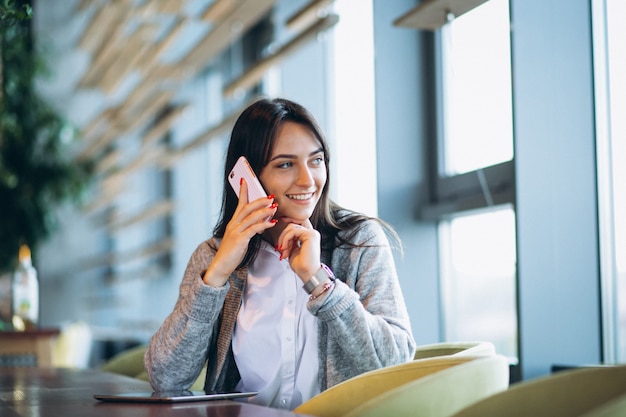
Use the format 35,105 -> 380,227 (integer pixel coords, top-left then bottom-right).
269,148 -> 324,162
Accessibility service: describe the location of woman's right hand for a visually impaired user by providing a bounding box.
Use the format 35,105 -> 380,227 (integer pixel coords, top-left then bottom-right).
203,179 -> 278,287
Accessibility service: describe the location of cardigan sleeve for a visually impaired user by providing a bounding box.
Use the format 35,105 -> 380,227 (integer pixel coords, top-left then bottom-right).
308,220 -> 416,389
144,240 -> 229,391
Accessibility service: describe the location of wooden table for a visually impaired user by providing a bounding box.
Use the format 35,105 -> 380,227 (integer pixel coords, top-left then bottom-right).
0,329 -> 60,367
0,367 -> 311,416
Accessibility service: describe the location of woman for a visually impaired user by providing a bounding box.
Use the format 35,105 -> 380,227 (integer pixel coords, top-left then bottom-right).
144,98 -> 416,409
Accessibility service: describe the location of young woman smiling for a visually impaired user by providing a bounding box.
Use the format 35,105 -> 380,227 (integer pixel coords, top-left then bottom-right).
145,98 -> 416,410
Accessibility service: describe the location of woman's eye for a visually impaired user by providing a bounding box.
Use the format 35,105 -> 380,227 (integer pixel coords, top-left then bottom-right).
277,161 -> 292,168
312,156 -> 324,165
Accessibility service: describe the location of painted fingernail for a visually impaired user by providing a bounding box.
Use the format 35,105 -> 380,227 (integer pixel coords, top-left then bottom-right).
269,203 -> 278,209
267,194 -> 275,199
240,178 -> 243,185
270,219 -> 278,224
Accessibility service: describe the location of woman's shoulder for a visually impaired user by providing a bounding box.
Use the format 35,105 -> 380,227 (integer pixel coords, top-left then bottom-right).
334,209 -> 389,244
195,237 -> 220,250
188,237 -> 220,260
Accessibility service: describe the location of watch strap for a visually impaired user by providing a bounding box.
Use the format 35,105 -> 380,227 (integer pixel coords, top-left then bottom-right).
303,263 -> 334,294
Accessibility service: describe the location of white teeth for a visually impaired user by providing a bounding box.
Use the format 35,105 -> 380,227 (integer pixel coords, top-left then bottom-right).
288,193 -> 313,200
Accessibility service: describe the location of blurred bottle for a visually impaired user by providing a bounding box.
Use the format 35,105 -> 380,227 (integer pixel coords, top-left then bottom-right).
12,245 -> 39,331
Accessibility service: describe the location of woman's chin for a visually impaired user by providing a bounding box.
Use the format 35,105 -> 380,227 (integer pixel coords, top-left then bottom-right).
276,212 -> 313,224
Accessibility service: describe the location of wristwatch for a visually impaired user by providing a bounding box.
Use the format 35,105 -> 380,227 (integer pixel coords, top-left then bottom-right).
302,263 -> 334,294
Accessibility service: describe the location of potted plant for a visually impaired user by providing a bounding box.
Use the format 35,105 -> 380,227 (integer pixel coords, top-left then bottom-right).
0,1 -> 93,272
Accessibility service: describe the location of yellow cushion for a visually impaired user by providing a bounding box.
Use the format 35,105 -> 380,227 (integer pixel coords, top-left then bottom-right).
294,355 -> 484,417
345,355 -> 510,417
581,393 -> 626,417
101,345 -> 147,377
413,341 -> 496,360
451,365 -> 626,417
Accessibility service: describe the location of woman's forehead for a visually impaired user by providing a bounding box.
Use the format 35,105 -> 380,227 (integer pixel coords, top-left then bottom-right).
270,122 -> 322,152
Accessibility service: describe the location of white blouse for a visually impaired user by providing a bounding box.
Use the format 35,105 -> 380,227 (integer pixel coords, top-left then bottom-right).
233,240 -> 320,409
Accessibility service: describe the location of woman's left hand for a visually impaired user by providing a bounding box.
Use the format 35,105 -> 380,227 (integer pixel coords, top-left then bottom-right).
276,218 -> 321,283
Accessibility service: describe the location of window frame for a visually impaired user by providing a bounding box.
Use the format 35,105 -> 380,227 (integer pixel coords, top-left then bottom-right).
425,0 -> 520,379
423,0 -> 516,221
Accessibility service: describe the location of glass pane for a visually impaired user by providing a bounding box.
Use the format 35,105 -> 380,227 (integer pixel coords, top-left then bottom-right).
606,0 -> 626,361
332,0 -> 378,216
439,207 -> 518,361
442,0 -> 513,175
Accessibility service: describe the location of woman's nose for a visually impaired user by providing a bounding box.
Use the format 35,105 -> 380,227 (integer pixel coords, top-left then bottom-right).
297,165 -> 314,186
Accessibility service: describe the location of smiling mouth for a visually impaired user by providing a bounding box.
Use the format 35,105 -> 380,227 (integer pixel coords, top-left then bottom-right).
287,192 -> 314,201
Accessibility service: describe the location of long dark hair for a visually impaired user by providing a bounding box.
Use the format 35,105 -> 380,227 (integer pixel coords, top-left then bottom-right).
213,97 -> 400,269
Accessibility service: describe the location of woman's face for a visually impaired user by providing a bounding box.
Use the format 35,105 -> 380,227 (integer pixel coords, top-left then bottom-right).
259,121 -> 327,224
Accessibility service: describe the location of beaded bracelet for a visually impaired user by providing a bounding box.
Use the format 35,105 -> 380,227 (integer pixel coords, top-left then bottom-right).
309,280 -> 335,301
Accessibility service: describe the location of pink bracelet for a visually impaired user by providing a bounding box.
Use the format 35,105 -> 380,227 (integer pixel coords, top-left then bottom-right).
309,280 -> 335,300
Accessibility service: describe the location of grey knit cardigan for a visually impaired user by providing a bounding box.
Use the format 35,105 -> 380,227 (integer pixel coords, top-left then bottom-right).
144,218 -> 416,393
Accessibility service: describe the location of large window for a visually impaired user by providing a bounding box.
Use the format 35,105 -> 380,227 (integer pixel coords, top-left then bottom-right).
441,0 -> 513,176
595,0 -> 626,363
610,1 -> 626,362
439,207 -> 517,358
434,0 -> 518,363
331,0 -> 377,216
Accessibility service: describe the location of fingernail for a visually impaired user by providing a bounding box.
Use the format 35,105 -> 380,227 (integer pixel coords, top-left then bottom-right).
269,203 -> 278,209
267,194 -> 275,199
240,178 -> 243,185
270,219 -> 278,224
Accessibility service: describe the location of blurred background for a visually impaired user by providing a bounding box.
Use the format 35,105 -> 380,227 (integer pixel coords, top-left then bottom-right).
0,0 -> 623,383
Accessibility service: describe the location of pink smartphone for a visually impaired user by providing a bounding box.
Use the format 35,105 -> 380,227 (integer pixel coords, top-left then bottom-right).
228,156 -> 267,201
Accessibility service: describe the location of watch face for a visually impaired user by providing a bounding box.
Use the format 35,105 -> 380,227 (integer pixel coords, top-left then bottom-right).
304,264 -> 335,294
